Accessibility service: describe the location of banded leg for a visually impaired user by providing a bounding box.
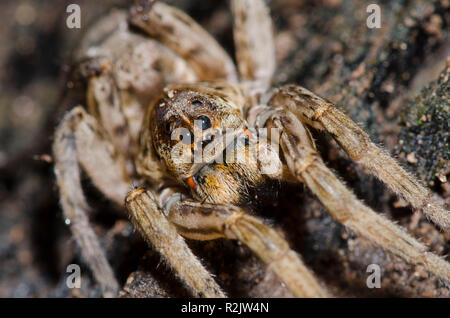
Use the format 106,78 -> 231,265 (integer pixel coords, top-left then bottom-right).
231,0 -> 276,96
125,188 -> 226,298
53,107 -> 131,296
269,85 -> 450,232
84,59 -> 133,158
167,199 -> 329,297
129,1 -> 237,82
266,110 -> 450,282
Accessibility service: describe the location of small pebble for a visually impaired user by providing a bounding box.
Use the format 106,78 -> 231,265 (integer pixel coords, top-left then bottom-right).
406,152 -> 418,163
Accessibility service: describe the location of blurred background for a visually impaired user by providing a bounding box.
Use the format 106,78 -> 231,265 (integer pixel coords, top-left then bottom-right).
0,0 -> 448,297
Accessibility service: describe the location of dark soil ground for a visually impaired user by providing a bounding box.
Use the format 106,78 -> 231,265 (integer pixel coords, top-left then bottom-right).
0,0 -> 448,298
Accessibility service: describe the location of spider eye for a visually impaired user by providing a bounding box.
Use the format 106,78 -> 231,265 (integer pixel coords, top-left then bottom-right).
165,122 -> 172,134
192,100 -> 203,107
196,115 -> 211,130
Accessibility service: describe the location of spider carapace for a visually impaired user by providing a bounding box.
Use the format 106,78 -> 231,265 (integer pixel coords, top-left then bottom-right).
141,84 -> 282,208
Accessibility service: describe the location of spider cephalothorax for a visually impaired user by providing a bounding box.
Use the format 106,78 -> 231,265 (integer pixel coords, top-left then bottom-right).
53,0 -> 449,298
137,83 -> 282,206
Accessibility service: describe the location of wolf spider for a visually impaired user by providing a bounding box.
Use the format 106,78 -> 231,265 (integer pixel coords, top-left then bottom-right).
53,0 -> 449,297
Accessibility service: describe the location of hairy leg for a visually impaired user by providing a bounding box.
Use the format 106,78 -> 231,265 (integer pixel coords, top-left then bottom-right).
166,198 -> 328,297
129,1 -> 237,82
125,188 -> 226,297
266,110 -> 450,282
269,84 -> 450,231
53,106 -> 131,296
80,56 -> 133,159
231,0 -> 276,97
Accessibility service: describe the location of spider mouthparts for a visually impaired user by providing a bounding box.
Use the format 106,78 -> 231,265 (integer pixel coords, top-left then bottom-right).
186,176 -> 197,190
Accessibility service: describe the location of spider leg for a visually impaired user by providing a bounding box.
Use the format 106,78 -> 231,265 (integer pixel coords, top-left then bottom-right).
129,1 -> 237,82
83,58 -> 133,158
231,0 -> 276,97
266,110 -> 450,282
166,198 -> 329,297
53,107 -> 131,296
269,85 -> 450,232
125,188 -> 226,298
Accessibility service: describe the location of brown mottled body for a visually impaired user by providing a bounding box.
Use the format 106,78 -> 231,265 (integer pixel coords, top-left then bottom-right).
52,0 -> 449,298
